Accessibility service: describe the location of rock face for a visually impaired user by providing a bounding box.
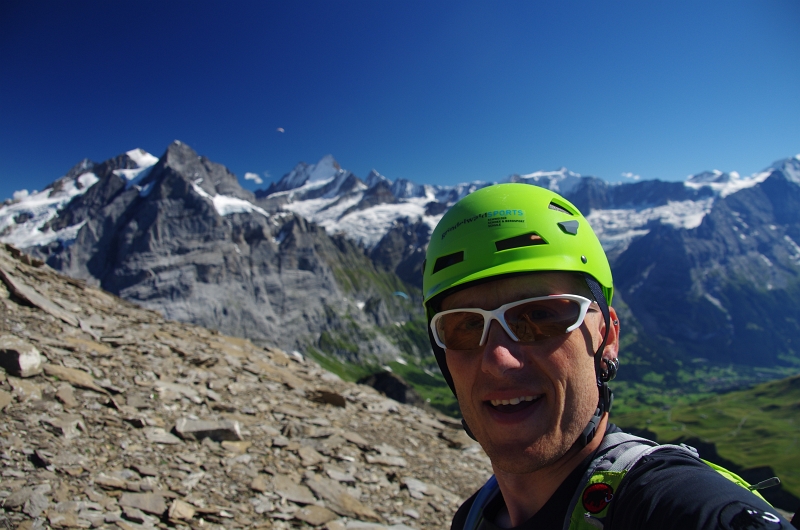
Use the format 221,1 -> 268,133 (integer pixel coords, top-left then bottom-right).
614,160 -> 800,371
5,143 -> 800,389
0,245 -> 491,529
23,142 -> 423,366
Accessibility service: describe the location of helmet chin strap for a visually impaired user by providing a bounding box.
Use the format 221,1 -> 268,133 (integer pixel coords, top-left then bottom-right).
579,275 -> 616,448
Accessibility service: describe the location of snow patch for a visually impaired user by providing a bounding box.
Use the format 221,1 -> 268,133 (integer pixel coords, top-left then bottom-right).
512,168 -> 584,195
126,148 -> 159,168
704,293 -> 728,315
685,168 -> 771,198
190,182 -> 270,218
0,172 -> 100,248
586,199 -> 713,253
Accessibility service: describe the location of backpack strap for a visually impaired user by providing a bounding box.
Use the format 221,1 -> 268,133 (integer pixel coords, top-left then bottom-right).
463,434 -> 659,530
462,475 -> 500,530
564,433 -> 665,530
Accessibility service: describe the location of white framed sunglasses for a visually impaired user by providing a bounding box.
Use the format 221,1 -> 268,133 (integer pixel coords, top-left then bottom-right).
430,294 -> 594,351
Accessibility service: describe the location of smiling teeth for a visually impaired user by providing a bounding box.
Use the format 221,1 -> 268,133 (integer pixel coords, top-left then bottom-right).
490,396 -> 537,406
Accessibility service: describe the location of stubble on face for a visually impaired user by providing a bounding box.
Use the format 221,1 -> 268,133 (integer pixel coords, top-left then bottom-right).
443,273 -> 602,475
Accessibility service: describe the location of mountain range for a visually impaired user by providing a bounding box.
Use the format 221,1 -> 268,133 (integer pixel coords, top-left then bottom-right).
2,142 -> 800,394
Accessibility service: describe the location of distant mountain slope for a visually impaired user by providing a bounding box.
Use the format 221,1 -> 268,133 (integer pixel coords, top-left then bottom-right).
613,373 -> 800,512
1,142 -> 422,367
614,157 -> 800,367
2,143 -> 800,385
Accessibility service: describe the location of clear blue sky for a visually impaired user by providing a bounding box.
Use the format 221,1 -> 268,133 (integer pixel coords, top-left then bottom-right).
1,1 -> 798,201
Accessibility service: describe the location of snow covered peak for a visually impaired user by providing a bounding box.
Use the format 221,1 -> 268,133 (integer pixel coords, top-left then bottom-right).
126,148 -> 159,168
264,155 -> 344,195
509,167 -> 584,195
686,169 -> 731,185
365,169 -> 389,188
770,155 -> 800,184
113,149 -> 160,187
0,170 -> 99,248
0,147 -> 162,249
684,167 -> 770,198
307,154 -> 342,183
391,178 -> 427,199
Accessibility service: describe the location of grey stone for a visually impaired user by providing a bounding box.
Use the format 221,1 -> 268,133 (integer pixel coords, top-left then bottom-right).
122,505 -> 147,523
43,364 -> 107,394
40,414 -> 85,439
131,464 -> 158,477
0,265 -> 79,327
0,388 -> 12,410
305,474 -> 381,522
118,492 -> 167,516
402,477 -> 429,500
0,335 -> 42,377
6,376 -> 41,401
94,474 -> 127,490
22,491 -> 50,519
173,417 -> 242,441
298,445 -> 327,467
295,504 -> 338,526
307,389 -> 347,408
250,475 -> 269,493
167,499 -> 195,520
272,473 -> 317,505
143,427 -> 182,444
2,486 -> 34,509
365,454 -> 407,467
54,384 -> 78,408
154,381 -> 202,403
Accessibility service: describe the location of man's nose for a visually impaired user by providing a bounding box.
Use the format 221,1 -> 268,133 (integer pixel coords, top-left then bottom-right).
481,320 -> 524,376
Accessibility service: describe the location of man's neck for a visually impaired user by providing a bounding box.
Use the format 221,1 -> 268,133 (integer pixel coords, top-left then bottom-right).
491,414 -> 609,528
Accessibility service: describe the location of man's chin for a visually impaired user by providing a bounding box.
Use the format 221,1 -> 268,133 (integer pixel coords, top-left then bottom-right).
479,438 -> 556,475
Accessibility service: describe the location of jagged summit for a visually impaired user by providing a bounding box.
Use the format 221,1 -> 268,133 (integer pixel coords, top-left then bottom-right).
3,143 -> 800,380
258,154 -> 344,197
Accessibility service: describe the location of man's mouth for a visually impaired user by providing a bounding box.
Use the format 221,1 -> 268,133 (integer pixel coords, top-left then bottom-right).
487,395 -> 541,412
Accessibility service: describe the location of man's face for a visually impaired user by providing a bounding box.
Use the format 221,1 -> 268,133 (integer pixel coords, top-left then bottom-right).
442,273 -> 615,474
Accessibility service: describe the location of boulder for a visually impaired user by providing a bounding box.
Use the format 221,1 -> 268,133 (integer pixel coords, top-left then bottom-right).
0,335 -> 42,377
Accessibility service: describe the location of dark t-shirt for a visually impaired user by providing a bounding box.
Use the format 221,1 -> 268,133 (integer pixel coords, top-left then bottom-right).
451,425 -> 792,530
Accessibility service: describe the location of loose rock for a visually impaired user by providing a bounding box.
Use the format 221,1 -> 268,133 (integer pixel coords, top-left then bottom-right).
0,245 -> 492,529
174,417 -> 243,441
0,335 -> 42,377
296,504 -> 339,526
118,492 -> 167,516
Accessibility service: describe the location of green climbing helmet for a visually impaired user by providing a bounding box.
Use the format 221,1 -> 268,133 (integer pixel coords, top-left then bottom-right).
423,183 -> 613,314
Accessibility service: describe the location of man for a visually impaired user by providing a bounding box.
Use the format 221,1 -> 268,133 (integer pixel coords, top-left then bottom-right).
422,183 -> 794,529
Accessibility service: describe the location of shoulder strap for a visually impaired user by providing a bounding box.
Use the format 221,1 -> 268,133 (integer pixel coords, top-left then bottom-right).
563,433 -> 666,530
462,475 -> 500,530
462,434 -> 699,530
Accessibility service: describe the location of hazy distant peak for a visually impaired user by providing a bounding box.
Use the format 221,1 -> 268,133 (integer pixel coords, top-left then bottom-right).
365,169 -> 389,188
262,154 -> 344,196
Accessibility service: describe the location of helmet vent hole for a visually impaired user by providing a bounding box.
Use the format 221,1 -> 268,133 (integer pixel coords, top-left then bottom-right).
548,201 -> 573,215
432,251 -> 464,273
495,232 -> 547,252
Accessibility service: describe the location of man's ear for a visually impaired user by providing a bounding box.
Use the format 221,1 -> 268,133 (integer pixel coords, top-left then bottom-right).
603,306 -> 620,359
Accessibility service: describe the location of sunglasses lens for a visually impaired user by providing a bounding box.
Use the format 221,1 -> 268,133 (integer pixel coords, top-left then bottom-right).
505,298 -> 582,342
435,312 -> 485,350
434,297 -> 584,350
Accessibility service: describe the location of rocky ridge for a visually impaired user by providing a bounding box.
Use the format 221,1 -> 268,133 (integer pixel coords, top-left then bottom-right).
0,244 -> 490,529
3,141 -> 424,368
